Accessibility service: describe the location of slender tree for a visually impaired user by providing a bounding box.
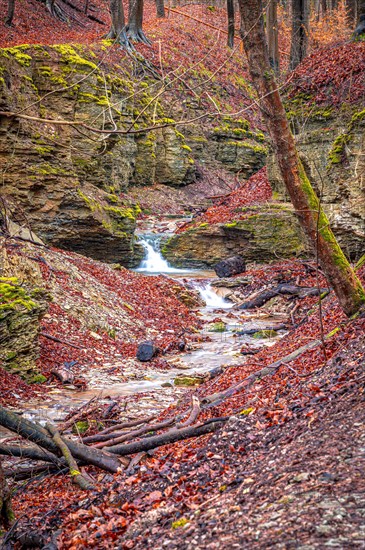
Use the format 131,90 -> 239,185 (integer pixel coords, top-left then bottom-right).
289,0 -> 310,70
127,0 -> 151,43
227,0 -> 235,48
107,0 -> 129,47
266,0 -> 280,74
237,0 -> 365,317
155,0 -> 165,18
4,0 -> 15,26
353,0 -> 365,33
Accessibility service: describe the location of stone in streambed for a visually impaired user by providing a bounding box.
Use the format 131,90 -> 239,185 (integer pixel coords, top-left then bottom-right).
214,256 -> 246,278
174,375 -> 205,386
136,341 -> 158,362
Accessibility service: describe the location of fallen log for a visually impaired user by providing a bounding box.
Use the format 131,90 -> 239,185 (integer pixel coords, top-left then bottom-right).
40,332 -> 83,350
93,418 -> 175,448
106,418 -> 228,456
47,423 -> 94,490
50,368 -> 75,385
5,464 -> 65,481
175,396 -> 201,429
238,284 -> 328,310
82,416 -> 156,444
0,406 -> 125,473
236,323 -> 287,336
201,338 -> 323,406
0,443 -> 63,465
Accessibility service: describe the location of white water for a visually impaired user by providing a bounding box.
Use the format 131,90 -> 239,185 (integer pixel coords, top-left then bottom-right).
136,235 -> 187,274
194,282 -> 233,309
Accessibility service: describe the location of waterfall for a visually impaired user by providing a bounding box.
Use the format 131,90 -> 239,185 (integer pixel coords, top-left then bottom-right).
194,282 -> 233,309
136,235 -> 186,274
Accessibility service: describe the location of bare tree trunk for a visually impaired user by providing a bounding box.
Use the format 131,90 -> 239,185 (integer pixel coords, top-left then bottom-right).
155,0 -> 165,17
0,459 -> 14,529
227,0 -> 235,48
107,0 -> 130,47
266,0 -> 280,74
238,0 -> 365,317
127,0 -> 151,43
353,0 -> 365,34
4,0 -> 15,26
289,0 -> 310,70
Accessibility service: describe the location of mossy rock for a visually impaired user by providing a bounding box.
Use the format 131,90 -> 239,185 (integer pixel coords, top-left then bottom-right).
174,375 -> 205,386
252,329 -> 278,339
207,322 -> 226,332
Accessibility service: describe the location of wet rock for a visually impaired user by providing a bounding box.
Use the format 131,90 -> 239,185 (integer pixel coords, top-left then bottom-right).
214,256 -> 246,278
252,329 -> 278,339
174,375 -> 205,386
137,341 -> 158,362
207,322 -> 226,333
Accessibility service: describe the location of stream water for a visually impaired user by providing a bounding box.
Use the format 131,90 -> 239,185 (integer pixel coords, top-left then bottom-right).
4,228 -> 285,431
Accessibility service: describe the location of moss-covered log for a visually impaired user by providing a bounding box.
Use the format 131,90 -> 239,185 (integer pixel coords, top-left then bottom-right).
238,0 -> 365,317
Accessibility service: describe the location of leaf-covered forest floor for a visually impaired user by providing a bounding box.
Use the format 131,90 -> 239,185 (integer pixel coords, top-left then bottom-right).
2,231 -> 364,547
1,1 -> 365,547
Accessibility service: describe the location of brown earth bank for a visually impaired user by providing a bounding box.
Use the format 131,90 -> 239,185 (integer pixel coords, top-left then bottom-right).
1,258 -> 364,548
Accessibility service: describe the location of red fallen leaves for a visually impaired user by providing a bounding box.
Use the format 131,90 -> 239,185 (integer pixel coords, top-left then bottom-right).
177,167 -> 272,232
288,42 -> 365,106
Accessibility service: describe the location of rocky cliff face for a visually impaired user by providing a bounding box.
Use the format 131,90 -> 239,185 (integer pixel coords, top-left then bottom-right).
268,108 -> 365,261
163,205 -> 308,268
0,240 -> 49,381
0,44 -> 267,266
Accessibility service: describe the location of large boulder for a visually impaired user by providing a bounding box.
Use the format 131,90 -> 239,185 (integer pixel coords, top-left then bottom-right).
214,256 -> 246,278
162,204 -> 309,268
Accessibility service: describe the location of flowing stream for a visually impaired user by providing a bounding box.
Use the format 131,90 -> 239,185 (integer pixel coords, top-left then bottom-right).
6,229 -> 285,429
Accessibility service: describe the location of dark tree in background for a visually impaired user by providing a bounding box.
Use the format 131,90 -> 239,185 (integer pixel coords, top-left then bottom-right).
227,0 -> 235,48
237,0 -> 365,317
266,0 -> 279,74
289,0 -> 310,70
353,0 -> 365,34
4,0 -> 15,26
155,0 -> 165,18
107,0 -> 129,45
127,0 -> 151,43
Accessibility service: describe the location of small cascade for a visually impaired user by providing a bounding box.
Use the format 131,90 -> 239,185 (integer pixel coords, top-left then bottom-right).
136,235 -> 187,274
194,282 -> 233,309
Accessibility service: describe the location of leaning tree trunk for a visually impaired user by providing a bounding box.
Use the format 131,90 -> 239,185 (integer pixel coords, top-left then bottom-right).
107,0 -> 130,47
266,0 -> 280,74
289,0 -> 310,70
238,0 -> 365,317
4,0 -> 15,26
0,459 -> 14,529
127,0 -> 151,43
227,0 -> 235,48
155,0 -> 165,18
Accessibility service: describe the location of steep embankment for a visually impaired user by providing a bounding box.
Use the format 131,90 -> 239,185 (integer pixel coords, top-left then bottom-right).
0,36 -> 267,266
0,236 -> 201,399
164,41 -> 365,267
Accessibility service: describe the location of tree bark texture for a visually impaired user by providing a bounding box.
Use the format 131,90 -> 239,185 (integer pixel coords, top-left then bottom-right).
127,0 -> 150,43
238,0 -> 365,317
289,0 -> 310,70
0,406 -> 123,473
353,0 -> 365,34
266,0 -> 279,74
108,0 -> 129,45
0,459 -> 14,528
155,0 -> 165,18
4,0 -> 15,26
227,0 -> 235,47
